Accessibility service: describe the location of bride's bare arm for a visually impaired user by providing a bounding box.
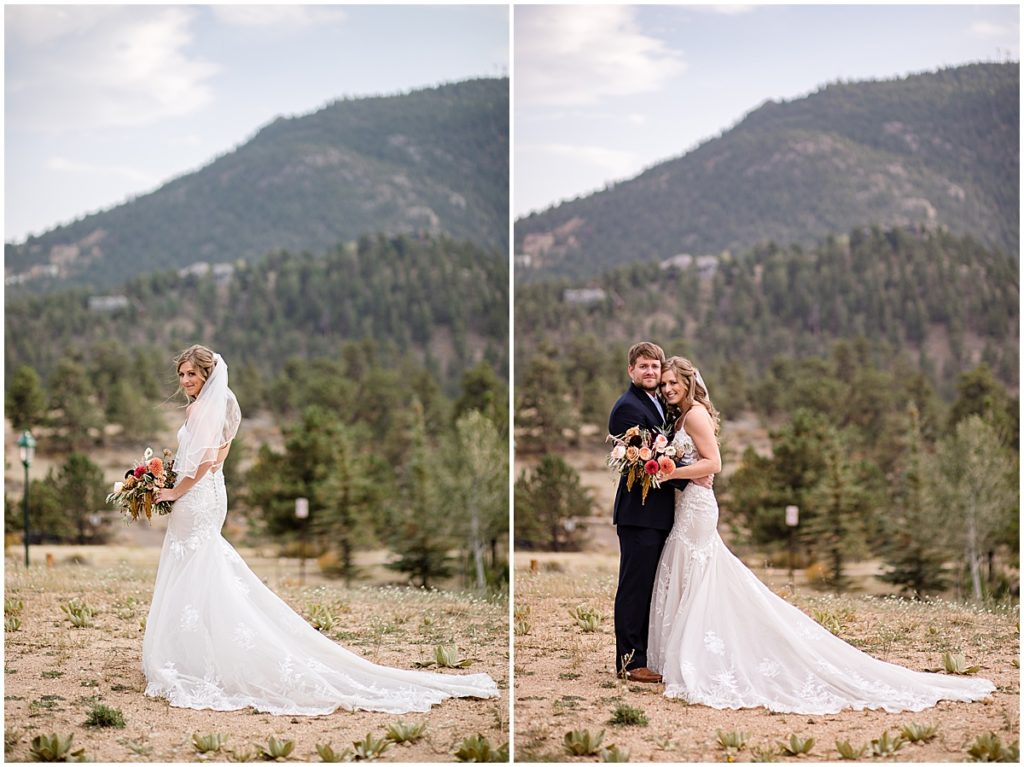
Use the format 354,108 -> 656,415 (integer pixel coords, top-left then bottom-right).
666,405 -> 721,480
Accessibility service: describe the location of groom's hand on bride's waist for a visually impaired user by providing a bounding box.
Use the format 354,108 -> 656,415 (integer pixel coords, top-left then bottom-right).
692,474 -> 714,489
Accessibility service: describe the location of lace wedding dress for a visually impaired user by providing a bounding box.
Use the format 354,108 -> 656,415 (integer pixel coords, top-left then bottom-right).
647,427 -> 994,714
142,430 -> 498,715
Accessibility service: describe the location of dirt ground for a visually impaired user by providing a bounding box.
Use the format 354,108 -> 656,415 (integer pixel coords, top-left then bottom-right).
3,545 -> 508,763
513,552 -> 1019,763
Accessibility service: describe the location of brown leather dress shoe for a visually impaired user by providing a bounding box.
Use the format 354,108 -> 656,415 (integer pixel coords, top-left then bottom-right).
624,667 -> 663,683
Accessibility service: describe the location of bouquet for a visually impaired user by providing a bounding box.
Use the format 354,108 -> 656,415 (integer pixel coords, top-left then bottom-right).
106,447 -> 177,523
606,425 -> 678,505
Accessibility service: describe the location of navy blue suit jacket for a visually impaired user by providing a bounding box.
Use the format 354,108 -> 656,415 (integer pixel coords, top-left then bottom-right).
609,383 -> 689,531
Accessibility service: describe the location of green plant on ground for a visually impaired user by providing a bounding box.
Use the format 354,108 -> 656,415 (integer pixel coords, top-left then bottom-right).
751,744 -> 780,762
835,740 -> 867,760
41,671 -> 63,679
227,746 -> 257,762
5,727 -> 24,755
811,608 -> 847,635
84,703 -> 125,728
966,733 -> 1019,762
453,734 -> 507,762
563,728 -> 604,756
351,733 -> 389,761
306,603 -> 336,633
29,733 -> 86,762
609,703 -> 648,726
193,733 -> 227,754
384,721 -> 425,745
569,604 -> 603,632
5,615 -> 22,632
717,729 -> 749,751
599,744 -> 630,762
900,722 -> 938,744
779,734 -> 814,756
60,600 -> 94,629
869,731 -> 905,756
654,733 -> 678,751
120,738 -> 152,757
514,618 -> 531,636
315,743 -> 352,762
942,652 -> 981,675
255,736 -> 295,762
5,598 -> 24,616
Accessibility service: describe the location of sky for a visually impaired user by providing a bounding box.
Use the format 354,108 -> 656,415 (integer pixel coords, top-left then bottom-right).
515,3 -> 1020,219
4,4 -> 509,243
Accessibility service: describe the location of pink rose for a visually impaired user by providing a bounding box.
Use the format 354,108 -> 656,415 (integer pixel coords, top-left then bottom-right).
644,459 -> 660,476
639,447 -> 653,461
653,433 -> 669,450
625,446 -> 640,462
658,457 -> 675,476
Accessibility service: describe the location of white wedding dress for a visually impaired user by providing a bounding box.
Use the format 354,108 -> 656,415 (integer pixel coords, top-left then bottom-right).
648,427 -> 994,714
142,435 -> 499,715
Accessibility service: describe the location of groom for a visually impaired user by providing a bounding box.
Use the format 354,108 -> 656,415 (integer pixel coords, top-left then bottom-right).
609,341 -> 711,682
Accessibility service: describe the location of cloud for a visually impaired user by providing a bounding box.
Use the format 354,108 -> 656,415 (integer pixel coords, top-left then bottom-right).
6,5 -> 218,131
211,5 -> 347,29
47,156 -> 154,184
699,5 -> 756,16
969,20 -> 1018,40
516,6 -> 686,106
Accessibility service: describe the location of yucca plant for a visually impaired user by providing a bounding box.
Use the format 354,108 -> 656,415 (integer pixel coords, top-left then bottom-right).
942,652 -> 981,675
811,609 -> 845,635
869,730 -> 905,756
900,722 -> 938,744
453,734 -> 507,762
5,615 -> 22,632
966,733 -> 1019,762
5,598 -> 24,616
717,729 -> 749,751
835,740 -> 867,760
315,743 -> 352,762
84,703 -> 125,728
256,736 -> 295,762
514,618 -> 531,636
609,703 -> 647,726
779,734 -> 814,756
599,744 -> 630,762
306,603 -> 336,633
227,746 -> 257,762
569,604 -> 603,632
351,733 -> 390,761
751,744 -> 780,762
654,734 -> 677,751
513,604 -> 530,621
29,733 -> 86,762
563,728 -> 604,756
192,732 -> 227,754
60,599 -> 95,628
384,721 -> 425,745
433,644 -> 474,668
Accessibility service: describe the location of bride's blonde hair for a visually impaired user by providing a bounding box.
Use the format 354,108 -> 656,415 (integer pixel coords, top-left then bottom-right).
664,356 -> 720,437
174,344 -> 216,401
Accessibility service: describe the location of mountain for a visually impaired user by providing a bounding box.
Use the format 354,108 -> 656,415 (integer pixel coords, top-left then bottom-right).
515,63 -> 1018,281
6,233 -> 507,394
6,78 -> 508,292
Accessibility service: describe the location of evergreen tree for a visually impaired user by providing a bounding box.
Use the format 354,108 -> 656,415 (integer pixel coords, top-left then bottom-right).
514,454 -> 592,551
387,400 -> 454,587
47,357 -> 103,450
54,453 -> 109,544
880,405 -> 949,597
516,350 -> 576,452
6,365 -> 46,432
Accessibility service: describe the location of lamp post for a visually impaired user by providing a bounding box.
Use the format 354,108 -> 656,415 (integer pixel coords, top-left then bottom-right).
18,431 -> 36,568
785,505 -> 799,588
295,497 -> 309,585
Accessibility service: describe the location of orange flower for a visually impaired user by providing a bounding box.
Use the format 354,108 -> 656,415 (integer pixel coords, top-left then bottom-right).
625,446 -> 640,462
638,447 -> 653,461
148,457 -> 164,476
658,456 -> 675,476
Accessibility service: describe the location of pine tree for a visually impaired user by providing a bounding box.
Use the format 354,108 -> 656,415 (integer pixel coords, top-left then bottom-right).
514,454 -> 592,551
47,357 -> 103,450
6,365 -> 46,432
880,405 -> 949,597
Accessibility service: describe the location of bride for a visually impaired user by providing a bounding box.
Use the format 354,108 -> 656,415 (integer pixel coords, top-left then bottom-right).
146,345 -> 498,715
647,355 -> 994,714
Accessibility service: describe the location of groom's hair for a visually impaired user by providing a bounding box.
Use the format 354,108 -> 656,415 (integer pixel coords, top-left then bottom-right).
627,341 -> 665,367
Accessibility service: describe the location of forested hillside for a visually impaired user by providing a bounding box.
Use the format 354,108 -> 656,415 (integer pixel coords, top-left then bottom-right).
515,63 -> 1018,281
6,78 -> 509,291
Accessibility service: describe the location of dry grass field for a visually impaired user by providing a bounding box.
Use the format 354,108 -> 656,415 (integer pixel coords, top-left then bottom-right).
3,545 -> 508,763
513,552 -> 1019,763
